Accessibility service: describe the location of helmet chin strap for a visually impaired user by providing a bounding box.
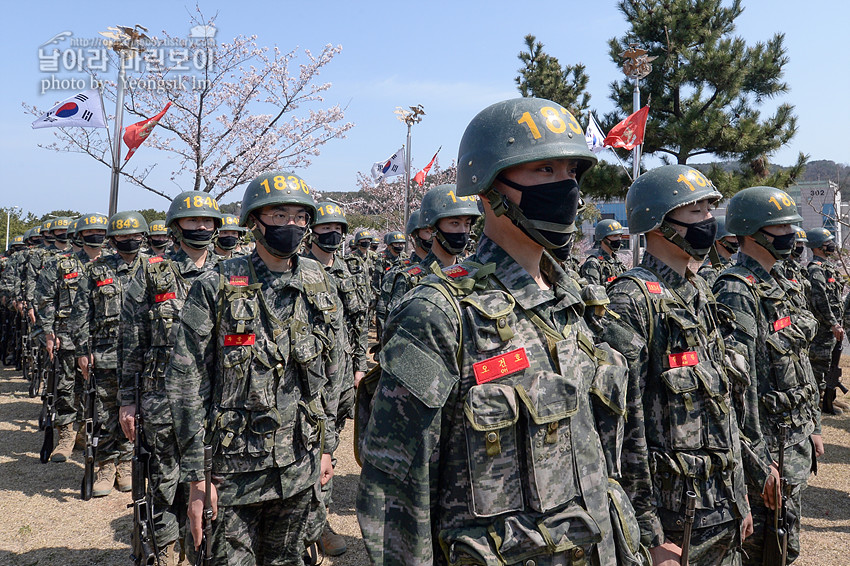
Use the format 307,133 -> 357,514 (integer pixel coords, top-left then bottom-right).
658,222 -> 710,260
752,231 -> 789,260
483,188 -> 574,250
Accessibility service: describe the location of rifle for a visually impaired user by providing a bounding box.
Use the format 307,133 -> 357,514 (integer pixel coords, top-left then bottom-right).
38,343 -> 58,463
21,316 -> 36,397
680,490 -> 697,566
80,361 -> 99,500
128,373 -> 158,566
827,340 -> 848,395
763,424 -> 794,566
195,444 -> 213,566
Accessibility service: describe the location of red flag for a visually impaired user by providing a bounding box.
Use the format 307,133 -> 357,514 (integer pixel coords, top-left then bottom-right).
603,106 -> 649,150
123,102 -> 171,161
413,146 -> 441,187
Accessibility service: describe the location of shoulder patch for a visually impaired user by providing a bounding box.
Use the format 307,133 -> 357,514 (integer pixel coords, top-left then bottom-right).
746,275 -> 756,284
443,265 -> 468,278
406,266 -> 423,276
148,256 -> 164,264
645,281 -> 663,294
229,275 -> 249,286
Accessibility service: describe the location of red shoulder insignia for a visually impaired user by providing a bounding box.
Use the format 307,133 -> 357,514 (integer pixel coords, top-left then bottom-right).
224,333 -> 256,346
148,256 -> 164,264
229,275 -> 249,286
473,348 -> 530,384
645,281 -> 662,294
96,278 -> 114,287
406,266 -> 423,276
745,275 -> 756,284
444,265 -> 468,278
607,276 -> 616,283
828,277 -> 836,283
773,316 -> 792,332
668,351 -> 699,368
63,272 -> 79,280
598,255 -> 604,260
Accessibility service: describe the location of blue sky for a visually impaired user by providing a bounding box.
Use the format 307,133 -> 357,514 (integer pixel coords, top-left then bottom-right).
1,0 -> 846,216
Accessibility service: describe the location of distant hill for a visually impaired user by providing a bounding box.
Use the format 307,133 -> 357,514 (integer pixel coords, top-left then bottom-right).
691,159 -> 850,198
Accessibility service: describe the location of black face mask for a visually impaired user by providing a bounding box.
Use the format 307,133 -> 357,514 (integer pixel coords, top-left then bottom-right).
496,177 -> 580,249
114,238 -> 142,253
759,229 -> 796,259
358,242 -> 369,249
823,242 -> 836,254
82,233 -> 106,247
149,237 -> 169,249
53,232 -> 68,243
605,238 -> 622,251
390,244 -> 405,254
435,228 -> 469,255
791,245 -> 804,258
217,235 -> 239,251
664,217 -> 718,258
315,231 -> 343,252
255,218 -> 305,258
370,243 -> 379,251
180,228 -> 215,249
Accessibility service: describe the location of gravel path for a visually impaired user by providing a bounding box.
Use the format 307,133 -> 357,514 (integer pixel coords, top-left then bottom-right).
1,362 -> 848,565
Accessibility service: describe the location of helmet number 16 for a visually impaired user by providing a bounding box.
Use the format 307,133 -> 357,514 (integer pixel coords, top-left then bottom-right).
676,170 -> 709,192
769,194 -> 793,210
517,106 -> 582,139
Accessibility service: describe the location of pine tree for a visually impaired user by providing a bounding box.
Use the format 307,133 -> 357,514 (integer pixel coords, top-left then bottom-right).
516,34 -> 591,117
607,0 -> 798,167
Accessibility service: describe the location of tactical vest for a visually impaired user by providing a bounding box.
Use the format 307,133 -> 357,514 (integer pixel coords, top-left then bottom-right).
54,252 -> 84,335
337,256 -> 367,316
808,260 -> 843,320
718,267 -> 818,449
617,266 -> 744,528
379,261 -> 639,565
584,251 -> 625,284
88,256 -> 143,363
210,256 -> 337,481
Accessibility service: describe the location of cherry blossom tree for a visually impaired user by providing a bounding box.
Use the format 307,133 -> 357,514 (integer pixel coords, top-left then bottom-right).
24,10 -> 353,201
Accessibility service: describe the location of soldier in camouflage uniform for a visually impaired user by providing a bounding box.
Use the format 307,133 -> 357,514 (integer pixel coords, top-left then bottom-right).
215,213 -> 248,259
358,97 -> 644,566
302,201 -> 368,556
374,212 -> 426,339
580,219 -> 626,285
406,209 -> 432,265
600,165 -> 752,565
713,187 -> 822,565
385,184 -> 481,318
805,228 -> 845,415
696,215 -> 738,288
373,231 -> 408,343
167,172 -> 342,565
119,192 -> 221,565
35,214 -> 107,462
147,219 -> 170,256
25,219 -> 71,323
72,211 -> 149,496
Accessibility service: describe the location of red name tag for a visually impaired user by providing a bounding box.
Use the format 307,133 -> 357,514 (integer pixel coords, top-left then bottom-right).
224,334 -> 256,346
645,281 -> 662,294
407,266 -> 423,276
148,256 -> 164,264
607,276 -> 616,283
773,316 -> 791,332
668,351 -> 699,368
63,272 -> 78,279
746,275 -> 756,284
96,278 -> 113,287
788,279 -> 797,284
229,276 -> 249,286
155,292 -> 176,303
444,265 -> 468,278
473,348 -> 530,384
828,277 -> 836,283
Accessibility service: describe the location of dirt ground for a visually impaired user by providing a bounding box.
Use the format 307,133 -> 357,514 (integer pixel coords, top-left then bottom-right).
1,360 -> 849,566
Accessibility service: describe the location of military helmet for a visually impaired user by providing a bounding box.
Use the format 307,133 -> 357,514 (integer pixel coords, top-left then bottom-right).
148,219 -> 168,235
792,225 -> 807,244
405,209 -> 423,235
41,219 -> 54,233
626,165 -> 722,234
220,213 -> 247,233
11,234 -> 25,248
107,211 -> 148,237
725,186 -> 803,236
167,191 -> 223,228
240,171 -> 317,225
313,202 -> 348,231
806,227 -> 834,249
353,229 -> 372,244
456,97 -> 597,196
594,219 -> 624,242
76,213 -> 109,232
384,231 -> 405,245
714,215 -> 732,240
420,184 -> 482,227
50,217 -> 74,233
23,228 -> 35,243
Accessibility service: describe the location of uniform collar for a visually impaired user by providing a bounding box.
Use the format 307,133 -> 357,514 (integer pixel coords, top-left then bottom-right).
641,252 -> 698,304
169,247 -> 217,274
736,252 -> 774,283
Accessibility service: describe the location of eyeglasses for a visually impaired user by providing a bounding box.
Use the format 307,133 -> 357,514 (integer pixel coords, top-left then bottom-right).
259,211 -> 309,226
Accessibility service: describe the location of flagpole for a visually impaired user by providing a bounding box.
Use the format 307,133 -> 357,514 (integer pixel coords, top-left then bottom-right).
394,105 -> 425,248
107,52 -> 128,218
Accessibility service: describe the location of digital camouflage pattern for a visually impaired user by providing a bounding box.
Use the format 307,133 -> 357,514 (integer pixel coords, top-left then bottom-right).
600,253 -> 749,560
579,248 -> 626,286
120,246 -> 219,547
713,253 -> 820,564
806,258 -> 843,389
357,236 -> 641,566
166,252 -> 342,563
697,254 -> 733,289
385,250 -> 442,318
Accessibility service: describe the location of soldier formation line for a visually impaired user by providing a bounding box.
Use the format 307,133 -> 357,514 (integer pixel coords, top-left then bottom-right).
1,96 -> 846,566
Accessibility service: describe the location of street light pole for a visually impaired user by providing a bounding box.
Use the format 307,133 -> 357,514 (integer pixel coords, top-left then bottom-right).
394,104 -> 425,244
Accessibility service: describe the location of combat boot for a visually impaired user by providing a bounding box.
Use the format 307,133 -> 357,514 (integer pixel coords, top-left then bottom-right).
318,523 -> 347,556
50,423 -> 76,462
833,396 -> 849,411
822,388 -> 843,416
92,461 -> 116,497
156,541 -> 181,566
115,459 -> 133,492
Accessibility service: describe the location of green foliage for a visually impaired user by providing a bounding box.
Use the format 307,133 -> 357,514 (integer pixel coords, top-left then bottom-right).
137,208 -> 167,225
607,0 -> 797,164
0,208 -> 41,244
580,161 -> 633,201
702,152 -> 808,197
39,210 -> 82,222
515,34 -> 591,117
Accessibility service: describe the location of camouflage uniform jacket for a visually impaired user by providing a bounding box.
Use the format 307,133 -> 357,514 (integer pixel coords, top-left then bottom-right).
166,252 -> 342,507
713,253 -> 820,485
119,247 -> 218,405
0,248 -> 27,302
774,259 -> 813,321
579,248 -> 626,286
696,254 -> 732,289
806,258 -> 842,328
601,253 -> 749,548
385,250 -> 442,319
34,249 -> 91,344
358,236 -> 635,566
352,248 -> 377,303
24,245 -> 57,305
72,251 -> 146,367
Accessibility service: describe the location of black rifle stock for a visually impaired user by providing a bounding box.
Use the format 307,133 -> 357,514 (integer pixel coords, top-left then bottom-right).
763,424 -> 791,566
128,373 -> 158,565
195,444 -> 213,566
38,344 -> 58,463
80,356 -> 99,500
680,490 -> 697,565
828,341 -> 848,394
